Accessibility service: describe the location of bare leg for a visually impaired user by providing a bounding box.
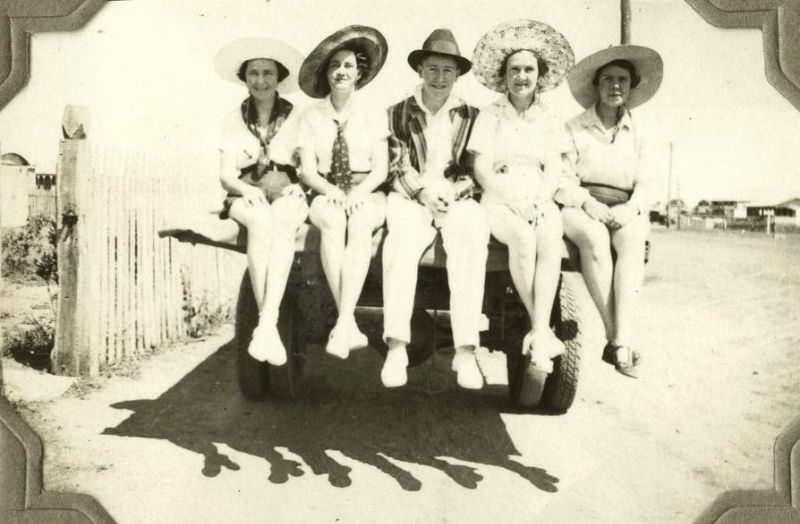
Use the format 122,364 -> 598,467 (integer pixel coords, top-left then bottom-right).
531,204 -> 563,342
610,215 -> 649,347
309,196 -> 347,311
483,202 -> 536,328
338,194 -> 385,325
562,207 -> 615,341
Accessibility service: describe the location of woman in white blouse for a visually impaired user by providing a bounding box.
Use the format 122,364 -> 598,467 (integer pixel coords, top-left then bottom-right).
556,45 -> 663,378
295,26 -> 389,359
469,19 -> 574,374
215,37 -> 308,366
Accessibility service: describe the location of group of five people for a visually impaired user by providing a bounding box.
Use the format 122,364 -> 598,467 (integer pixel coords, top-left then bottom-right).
214,19 -> 663,390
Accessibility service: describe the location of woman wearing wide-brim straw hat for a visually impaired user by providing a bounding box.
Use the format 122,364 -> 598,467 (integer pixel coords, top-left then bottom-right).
554,44 -> 664,378
215,36 -> 309,366
294,25 -> 390,360
469,18 -> 574,375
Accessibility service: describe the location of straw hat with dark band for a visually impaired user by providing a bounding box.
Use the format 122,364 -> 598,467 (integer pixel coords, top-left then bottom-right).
298,25 -> 388,99
567,44 -> 663,109
407,28 -> 472,75
472,19 -> 574,93
215,36 -> 304,93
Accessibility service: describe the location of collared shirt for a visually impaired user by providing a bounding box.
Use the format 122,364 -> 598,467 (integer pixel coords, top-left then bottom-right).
218,97 -> 297,170
555,104 -> 656,211
412,85 -> 464,181
469,95 -> 569,200
386,88 -> 479,200
296,94 -> 389,175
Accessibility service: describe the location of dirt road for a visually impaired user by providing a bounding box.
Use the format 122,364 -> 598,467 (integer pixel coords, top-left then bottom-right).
8,228 -> 800,523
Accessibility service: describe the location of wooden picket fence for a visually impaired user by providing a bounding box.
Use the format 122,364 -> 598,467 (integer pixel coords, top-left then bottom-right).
52,106 -> 244,376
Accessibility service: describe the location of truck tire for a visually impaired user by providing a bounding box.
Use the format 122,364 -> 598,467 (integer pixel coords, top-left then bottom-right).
505,272 -> 584,412
540,272 -> 584,412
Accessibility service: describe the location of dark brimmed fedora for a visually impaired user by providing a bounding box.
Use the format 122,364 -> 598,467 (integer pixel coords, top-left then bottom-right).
407,28 -> 472,75
568,44 -> 663,109
298,25 -> 388,99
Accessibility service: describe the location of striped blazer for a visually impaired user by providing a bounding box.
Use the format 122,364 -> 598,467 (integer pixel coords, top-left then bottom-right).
386,95 -> 479,199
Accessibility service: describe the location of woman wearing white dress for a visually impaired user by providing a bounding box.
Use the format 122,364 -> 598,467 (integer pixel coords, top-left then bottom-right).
470,19 -> 575,374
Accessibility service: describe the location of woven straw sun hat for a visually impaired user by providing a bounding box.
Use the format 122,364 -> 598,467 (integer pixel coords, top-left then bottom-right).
567,44 -> 663,109
472,19 -> 574,93
214,36 -> 304,93
298,25 -> 388,99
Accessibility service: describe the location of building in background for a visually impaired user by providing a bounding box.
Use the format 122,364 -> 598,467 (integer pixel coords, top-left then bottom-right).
693,200 -> 750,220
0,152 -> 56,227
747,199 -> 800,227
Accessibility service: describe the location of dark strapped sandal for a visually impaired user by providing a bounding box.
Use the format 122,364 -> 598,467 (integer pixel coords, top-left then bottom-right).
602,343 -> 641,379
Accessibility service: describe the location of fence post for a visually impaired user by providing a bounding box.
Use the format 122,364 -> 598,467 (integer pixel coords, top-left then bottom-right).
52,105 -> 95,376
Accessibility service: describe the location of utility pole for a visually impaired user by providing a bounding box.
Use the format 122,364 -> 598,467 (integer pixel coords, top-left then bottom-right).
666,142 -> 673,228
621,0 -> 632,44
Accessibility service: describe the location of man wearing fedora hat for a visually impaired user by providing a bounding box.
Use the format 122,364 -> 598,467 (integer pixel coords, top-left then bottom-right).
380,28 -> 490,390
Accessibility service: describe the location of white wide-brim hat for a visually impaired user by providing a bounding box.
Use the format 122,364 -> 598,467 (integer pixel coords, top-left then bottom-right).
214,36 -> 304,93
568,44 -> 663,109
472,19 -> 574,93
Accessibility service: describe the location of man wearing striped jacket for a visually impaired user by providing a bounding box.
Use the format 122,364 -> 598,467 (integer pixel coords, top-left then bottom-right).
380,28 -> 490,390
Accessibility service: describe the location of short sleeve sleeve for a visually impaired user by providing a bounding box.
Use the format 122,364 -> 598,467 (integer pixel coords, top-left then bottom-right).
268,111 -> 300,166
295,108 -> 316,153
371,108 -> 390,142
218,110 -> 241,154
546,112 -> 571,156
467,110 -> 497,156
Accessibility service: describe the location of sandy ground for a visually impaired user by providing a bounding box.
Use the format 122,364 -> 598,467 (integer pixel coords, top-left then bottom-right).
4,227 -> 800,523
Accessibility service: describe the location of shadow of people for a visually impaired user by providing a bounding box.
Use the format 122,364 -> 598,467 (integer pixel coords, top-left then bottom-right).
103,341 -> 559,493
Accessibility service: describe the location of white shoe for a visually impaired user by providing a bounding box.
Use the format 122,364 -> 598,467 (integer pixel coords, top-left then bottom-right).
325,325 -> 351,360
381,347 -> 408,388
248,323 -> 287,366
527,331 -> 563,374
347,324 -> 369,352
451,350 -> 483,390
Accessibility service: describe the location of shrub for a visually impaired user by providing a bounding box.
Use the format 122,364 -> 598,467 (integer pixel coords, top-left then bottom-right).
183,292 -> 233,338
2,314 -> 55,371
180,267 -> 232,338
1,215 -> 58,283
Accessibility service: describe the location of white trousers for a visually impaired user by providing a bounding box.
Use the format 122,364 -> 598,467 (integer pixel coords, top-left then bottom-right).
382,192 -> 490,348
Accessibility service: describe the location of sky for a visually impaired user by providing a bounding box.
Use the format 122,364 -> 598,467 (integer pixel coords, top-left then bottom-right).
0,0 -> 799,206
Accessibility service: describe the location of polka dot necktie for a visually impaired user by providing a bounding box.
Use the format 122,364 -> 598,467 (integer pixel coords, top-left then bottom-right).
330,119 -> 353,192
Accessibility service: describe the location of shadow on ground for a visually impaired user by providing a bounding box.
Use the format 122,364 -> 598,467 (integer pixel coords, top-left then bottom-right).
103,341 -> 559,492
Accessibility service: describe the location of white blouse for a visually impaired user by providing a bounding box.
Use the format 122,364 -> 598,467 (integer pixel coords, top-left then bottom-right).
469,95 -> 568,200
217,103 -> 298,170
556,105 -> 656,212
295,94 -> 389,175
